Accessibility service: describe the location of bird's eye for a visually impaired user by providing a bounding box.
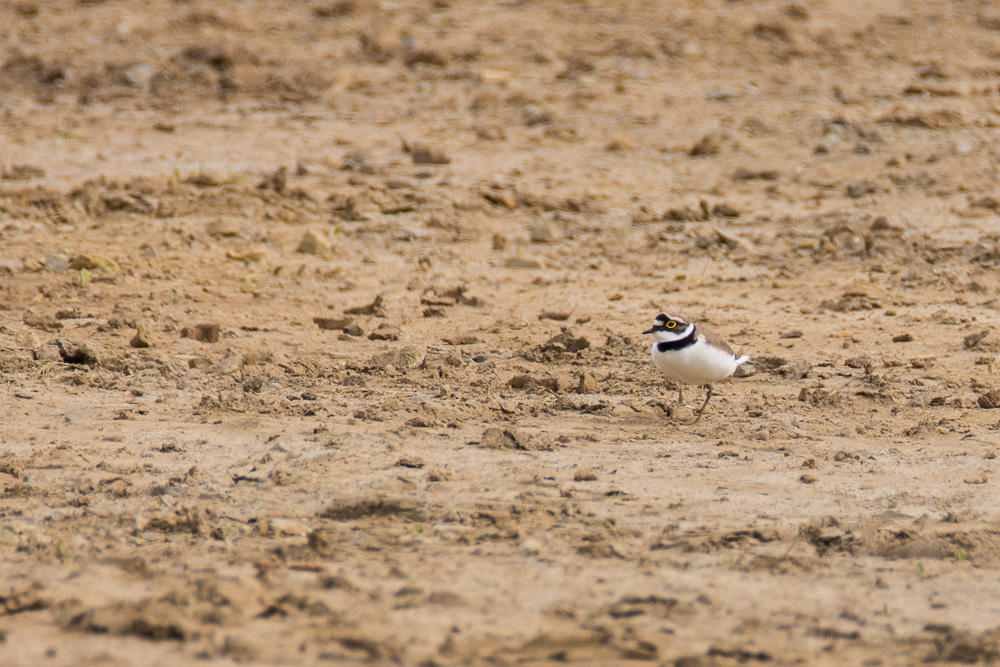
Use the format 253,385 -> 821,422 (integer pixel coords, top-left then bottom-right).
666,321 -> 676,329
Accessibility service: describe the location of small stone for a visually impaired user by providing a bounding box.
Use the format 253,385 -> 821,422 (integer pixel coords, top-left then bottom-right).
368,324 -> 400,341
800,474 -> 818,484
482,191 -> 517,209
395,457 -> 425,469
978,390 -> 1000,409
342,324 -> 364,337
122,63 -> 159,88
335,196 -> 375,221
576,373 -> 598,394
56,339 -> 99,366
206,218 -> 240,237
530,221 -> 562,244
574,470 -> 598,481
369,346 -> 423,369
733,363 -> 756,378
539,311 -> 571,321
492,234 -> 508,251
345,294 -> 386,317
689,134 -> 722,157
536,375 -> 574,393
505,257 -> 542,269
213,353 -> 243,375
964,330 -> 990,349
130,325 -> 152,348
893,333 -> 914,343
268,518 -> 311,536
69,254 -> 102,271
297,228 -> 332,255
226,247 -> 266,263
43,253 -> 69,272
313,317 -> 353,331
779,330 -> 803,339
183,323 -> 221,343
409,143 -> 450,165
15,330 -> 38,350
23,312 -> 62,332
476,427 -> 551,451
188,357 -> 213,370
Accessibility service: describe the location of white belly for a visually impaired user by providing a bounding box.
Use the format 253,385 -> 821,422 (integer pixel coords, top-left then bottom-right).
651,340 -> 746,386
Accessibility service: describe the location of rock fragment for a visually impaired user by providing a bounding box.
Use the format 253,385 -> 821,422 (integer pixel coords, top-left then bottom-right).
182,323 -> 221,343
314,317 -> 353,331
297,229 -> 332,256
130,325 -> 152,348
530,221 -> 562,244
475,428 -> 553,451
368,324 -> 400,341
206,218 -> 240,237
345,295 -> 387,317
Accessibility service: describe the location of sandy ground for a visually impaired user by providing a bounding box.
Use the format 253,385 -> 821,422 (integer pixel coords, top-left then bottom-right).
3,0 -> 1000,664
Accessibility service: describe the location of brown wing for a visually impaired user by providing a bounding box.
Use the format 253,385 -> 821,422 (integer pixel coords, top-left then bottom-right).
696,325 -> 736,356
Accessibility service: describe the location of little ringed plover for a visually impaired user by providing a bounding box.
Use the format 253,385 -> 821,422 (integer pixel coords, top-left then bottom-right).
643,313 -> 749,424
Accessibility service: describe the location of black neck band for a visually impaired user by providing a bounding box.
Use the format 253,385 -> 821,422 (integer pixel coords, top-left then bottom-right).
656,325 -> 696,352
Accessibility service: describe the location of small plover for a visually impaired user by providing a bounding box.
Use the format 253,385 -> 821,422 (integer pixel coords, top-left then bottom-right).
643,313 -> 749,424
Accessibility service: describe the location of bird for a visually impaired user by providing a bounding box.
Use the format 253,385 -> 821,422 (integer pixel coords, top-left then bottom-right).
643,313 -> 749,424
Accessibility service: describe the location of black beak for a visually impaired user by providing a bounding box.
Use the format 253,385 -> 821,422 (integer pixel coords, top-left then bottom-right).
642,327 -> 655,335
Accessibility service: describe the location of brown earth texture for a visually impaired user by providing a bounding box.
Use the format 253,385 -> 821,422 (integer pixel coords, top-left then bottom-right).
4,0 -> 1000,665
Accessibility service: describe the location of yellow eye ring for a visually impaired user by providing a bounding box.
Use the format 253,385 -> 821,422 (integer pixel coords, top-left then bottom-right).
666,321 -> 676,329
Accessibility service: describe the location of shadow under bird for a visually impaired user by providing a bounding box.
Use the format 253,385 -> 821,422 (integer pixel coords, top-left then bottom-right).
643,313 -> 749,424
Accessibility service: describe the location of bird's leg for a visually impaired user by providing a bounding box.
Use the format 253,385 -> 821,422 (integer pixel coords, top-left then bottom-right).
677,383 -> 684,406
690,385 -> 713,425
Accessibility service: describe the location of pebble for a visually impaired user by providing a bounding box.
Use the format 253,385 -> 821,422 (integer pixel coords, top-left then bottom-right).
206,218 -> 241,237
122,63 -> 159,88
978,390 -> 1000,409
342,324 -> 365,337
409,144 -> 450,165
530,221 -> 562,244
369,346 -> 424,370
188,356 -> 213,370
69,254 -> 102,271
505,257 -> 542,269
268,518 -> 312,536
964,330 -> 990,349
313,317 -> 353,331
43,253 -> 68,272
297,228 -> 332,255
482,191 -> 517,209
184,323 -> 221,343
689,133 -> 722,156
345,295 -> 387,317
56,339 -> 99,365
368,324 -> 400,341
576,373 -> 598,394
130,325 -> 152,348
213,353 -> 243,375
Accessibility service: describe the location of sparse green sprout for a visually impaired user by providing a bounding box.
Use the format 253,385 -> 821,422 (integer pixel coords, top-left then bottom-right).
956,549 -> 969,562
